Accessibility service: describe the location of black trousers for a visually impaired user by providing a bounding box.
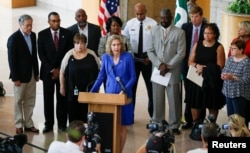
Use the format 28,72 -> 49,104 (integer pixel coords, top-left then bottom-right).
43,77 -> 67,128
132,61 -> 153,118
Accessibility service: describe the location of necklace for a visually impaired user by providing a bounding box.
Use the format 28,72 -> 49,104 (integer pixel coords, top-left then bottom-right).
203,41 -> 215,47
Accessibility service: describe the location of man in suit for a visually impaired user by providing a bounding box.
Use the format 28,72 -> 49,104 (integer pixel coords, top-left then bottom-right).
123,3 -> 157,119
68,8 -> 101,56
147,8 -> 186,135
38,12 -> 74,133
7,14 -> 39,134
181,6 -> 207,129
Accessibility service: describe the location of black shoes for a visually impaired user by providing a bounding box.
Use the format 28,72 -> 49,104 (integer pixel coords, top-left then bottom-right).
182,122 -> 193,129
42,126 -> 53,133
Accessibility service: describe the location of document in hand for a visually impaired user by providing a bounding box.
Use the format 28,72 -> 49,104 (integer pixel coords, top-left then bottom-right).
187,65 -> 203,87
150,67 -> 171,87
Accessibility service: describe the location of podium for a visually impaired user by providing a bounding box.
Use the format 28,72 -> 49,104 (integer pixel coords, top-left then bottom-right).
78,92 -> 131,153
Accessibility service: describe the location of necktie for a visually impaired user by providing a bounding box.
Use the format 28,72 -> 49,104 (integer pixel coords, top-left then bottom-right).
193,28 -> 199,45
54,31 -> 59,51
138,22 -> 143,55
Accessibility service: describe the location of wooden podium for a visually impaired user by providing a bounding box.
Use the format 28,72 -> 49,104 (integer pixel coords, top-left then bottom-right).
78,92 -> 131,153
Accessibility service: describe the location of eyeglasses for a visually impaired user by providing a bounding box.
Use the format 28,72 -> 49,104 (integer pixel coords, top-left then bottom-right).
230,47 -> 238,51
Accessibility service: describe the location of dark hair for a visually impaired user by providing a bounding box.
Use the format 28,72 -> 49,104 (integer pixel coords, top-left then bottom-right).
160,8 -> 173,18
189,5 -> 203,16
67,120 -> 86,143
201,123 -> 218,142
73,33 -> 87,44
48,12 -> 59,20
203,23 -> 220,40
231,39 -> 246,53
105,16 -> 123,33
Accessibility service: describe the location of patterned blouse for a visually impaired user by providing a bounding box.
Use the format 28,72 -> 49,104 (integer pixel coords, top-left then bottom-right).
222,56 -> 250,100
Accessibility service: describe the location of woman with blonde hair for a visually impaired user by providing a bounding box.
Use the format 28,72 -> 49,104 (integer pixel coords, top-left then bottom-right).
91,35 -> 136,151
228,114 -> 250,137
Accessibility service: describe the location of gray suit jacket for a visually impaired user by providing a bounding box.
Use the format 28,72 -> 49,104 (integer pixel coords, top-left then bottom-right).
148,25 -> 186,84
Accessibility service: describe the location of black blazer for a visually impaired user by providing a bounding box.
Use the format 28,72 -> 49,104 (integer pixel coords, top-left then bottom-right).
38,27 -> 73,80
181,20 -> 207,75
67,22 -> 101,55
7,30 -> 39,82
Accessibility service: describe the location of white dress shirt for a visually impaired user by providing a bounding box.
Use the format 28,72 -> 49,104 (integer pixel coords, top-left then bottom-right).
123,16 -> 157,54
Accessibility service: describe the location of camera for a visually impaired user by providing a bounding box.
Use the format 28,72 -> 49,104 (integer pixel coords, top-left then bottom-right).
221,124 -> 229,130
146,120 -> 175,153
0,134 -> 27,153
83,112 -> 101,153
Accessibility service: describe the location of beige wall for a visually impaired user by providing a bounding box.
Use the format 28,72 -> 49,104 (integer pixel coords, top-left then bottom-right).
0,0 -> 36,8
196,0 -> 210,21
126,0 -> 176,22
82,0 -> 99,25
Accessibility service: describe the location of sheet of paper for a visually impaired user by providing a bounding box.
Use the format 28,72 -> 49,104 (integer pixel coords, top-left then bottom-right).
187,65 -> 203,87
150,67 -> 171,87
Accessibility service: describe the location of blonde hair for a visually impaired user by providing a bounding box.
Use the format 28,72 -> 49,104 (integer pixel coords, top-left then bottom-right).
105,35 -> 126,56
228,114 -> 250,137
238,21 -> 250,36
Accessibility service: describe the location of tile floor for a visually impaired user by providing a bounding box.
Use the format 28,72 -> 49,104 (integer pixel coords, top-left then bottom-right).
0,5 -> 229,153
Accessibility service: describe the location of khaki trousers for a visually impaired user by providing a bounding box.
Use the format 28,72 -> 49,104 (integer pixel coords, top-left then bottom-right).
14,74 -> 36,128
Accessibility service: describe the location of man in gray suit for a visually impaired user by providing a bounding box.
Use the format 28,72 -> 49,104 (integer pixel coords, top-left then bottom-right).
147,8 -> 186,135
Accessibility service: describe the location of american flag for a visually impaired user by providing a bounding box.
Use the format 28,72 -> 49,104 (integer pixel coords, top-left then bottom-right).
98,0 -> 120,36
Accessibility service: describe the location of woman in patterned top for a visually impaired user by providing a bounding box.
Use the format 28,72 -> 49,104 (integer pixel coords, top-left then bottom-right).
221,39 -> 250,119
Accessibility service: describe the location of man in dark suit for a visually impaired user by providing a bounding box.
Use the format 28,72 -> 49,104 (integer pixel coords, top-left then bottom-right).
68,8 -> 101,56
7,14 -> 39,134
181,6 -> 207,129
38,12 -> 74,133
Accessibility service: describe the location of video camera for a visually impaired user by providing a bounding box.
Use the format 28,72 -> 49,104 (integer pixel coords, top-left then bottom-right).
0,134 -> 27,153
146,120 -> 175,153
83,112 -> 101,153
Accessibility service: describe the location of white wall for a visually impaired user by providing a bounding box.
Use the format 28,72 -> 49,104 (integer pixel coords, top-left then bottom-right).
37,0 -> 82,11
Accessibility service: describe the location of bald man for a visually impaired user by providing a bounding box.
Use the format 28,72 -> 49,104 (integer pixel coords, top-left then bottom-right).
123,3 -> 157,120
68,9 -> 101,56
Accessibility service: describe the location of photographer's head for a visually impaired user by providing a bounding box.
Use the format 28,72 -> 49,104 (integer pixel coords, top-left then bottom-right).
67,120 -> 86,143
201,123 -> 218,148
146,135 -> 164,153
201,123 -> 218,141
227,114 -> 250,137
145,131 -> 173,153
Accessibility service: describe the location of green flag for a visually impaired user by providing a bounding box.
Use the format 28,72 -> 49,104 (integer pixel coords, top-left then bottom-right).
174,0 -> 188,27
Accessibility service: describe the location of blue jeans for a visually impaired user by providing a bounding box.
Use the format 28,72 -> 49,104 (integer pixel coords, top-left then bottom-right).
226,96 -> 247,118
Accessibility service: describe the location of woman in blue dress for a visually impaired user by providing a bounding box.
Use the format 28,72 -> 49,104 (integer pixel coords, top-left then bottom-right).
90,35 -> 136,151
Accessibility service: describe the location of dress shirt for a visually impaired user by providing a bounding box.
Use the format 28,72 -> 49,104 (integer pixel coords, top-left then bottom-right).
78,23 -> 88,46
50,29 -> 60,41
20,29 -> 32,54
123,16 -> 157,54
190,25 -> 201,52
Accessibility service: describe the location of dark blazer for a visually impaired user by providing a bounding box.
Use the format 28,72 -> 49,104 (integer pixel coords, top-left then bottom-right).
7,30 -> 39,82
67,22 -> 101,55
181,20 -> 207,75
38,27 -> 73,80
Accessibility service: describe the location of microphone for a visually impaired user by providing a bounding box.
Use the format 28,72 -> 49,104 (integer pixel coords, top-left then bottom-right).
86,64 -> 115,92
115,76 -> 126,94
